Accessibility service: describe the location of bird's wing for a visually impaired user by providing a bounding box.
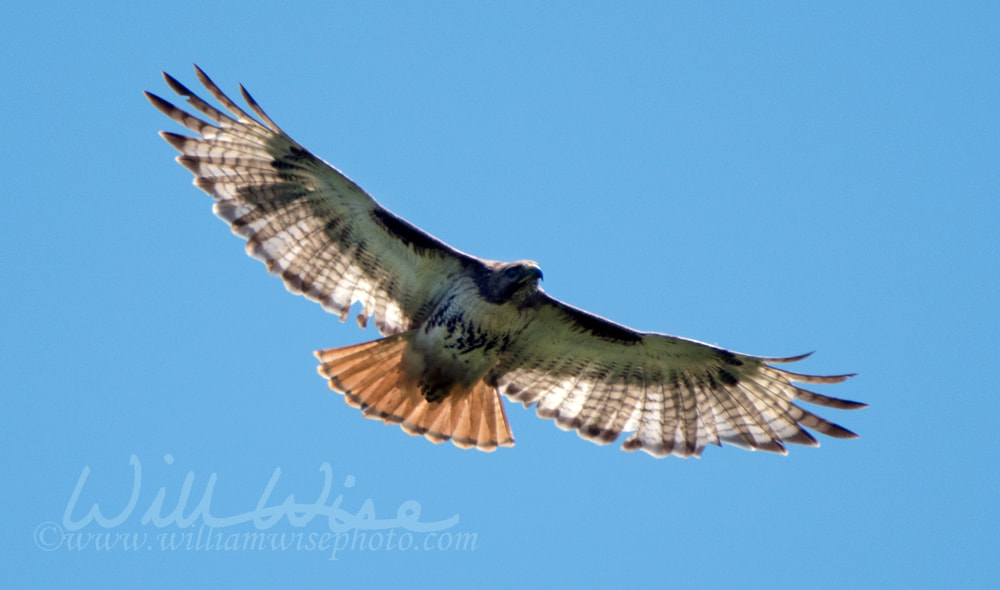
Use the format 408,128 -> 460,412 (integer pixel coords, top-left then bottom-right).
146,66 -> 480,335
490,293 -> 865,458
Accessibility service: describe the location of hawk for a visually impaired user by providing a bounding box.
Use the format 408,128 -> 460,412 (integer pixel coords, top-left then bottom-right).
147,66 -> 865,458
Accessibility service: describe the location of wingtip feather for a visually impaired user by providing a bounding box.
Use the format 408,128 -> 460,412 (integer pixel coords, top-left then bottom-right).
760,350 -> 815,363
145,91 -> 174,116
163,70 -> 194,97
239,83 -> 282,132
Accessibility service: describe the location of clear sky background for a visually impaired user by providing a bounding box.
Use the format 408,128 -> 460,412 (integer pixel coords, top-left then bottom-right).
3,2 -> 997,588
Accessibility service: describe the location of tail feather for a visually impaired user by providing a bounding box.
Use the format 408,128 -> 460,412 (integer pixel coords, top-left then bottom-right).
353,367 -> 400,410
491,392 -> 513,446
478,384 -> 502,448
445,389 -> 478,448
423,396 -> 463,443
315,333 -> 515,452
453,384 -> 482,447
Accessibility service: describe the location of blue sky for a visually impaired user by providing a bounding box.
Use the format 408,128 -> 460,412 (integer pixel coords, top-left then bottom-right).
4,2 -> 997,587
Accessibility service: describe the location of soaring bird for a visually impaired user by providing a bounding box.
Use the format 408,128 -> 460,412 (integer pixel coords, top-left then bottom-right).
147,66 -> 865,458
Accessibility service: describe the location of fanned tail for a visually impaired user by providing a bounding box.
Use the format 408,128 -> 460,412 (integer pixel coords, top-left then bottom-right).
315,333 -> 515,452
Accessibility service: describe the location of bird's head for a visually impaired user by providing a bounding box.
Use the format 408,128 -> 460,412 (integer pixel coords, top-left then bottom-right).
490,260 -> 543,303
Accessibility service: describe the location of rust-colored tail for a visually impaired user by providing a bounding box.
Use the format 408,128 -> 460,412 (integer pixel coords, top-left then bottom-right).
314,333 -> 515,452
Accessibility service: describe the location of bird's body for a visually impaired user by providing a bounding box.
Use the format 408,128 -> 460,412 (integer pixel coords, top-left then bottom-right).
316,260 -> 543,449
402,261 -> 541,403
147,66 -> 866,458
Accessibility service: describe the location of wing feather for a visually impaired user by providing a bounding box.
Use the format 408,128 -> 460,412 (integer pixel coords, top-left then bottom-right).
148,66 -> 481,335
491,293 -> 863,458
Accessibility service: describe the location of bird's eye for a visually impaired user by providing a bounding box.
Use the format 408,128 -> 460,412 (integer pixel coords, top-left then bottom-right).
505,267 -> 520,278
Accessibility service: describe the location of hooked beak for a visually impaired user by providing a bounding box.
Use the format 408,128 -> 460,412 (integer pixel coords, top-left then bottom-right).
528,265 -> 543,282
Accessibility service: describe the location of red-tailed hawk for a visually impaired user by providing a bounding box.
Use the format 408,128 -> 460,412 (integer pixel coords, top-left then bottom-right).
147,66 -> 865,458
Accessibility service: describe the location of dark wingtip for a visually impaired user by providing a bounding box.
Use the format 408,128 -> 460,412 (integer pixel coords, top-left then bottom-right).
784,428 -> 820,447
825,423 -> 861,440
159,131 -> 187,151
193,64 -> 217,91
162,71 -> 194,97
239,82 -> 281,132
238,83 -> 255,104
753,439 -> 789,455
763,351 -> 815,364
144,90 -> 169,109
796,387 -> 869,410
143,90 -> 165,110
779,369 -> 856,385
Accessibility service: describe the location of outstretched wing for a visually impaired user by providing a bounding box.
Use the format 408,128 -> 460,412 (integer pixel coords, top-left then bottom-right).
146,66 -> 477,335
491,294 -> 865,458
